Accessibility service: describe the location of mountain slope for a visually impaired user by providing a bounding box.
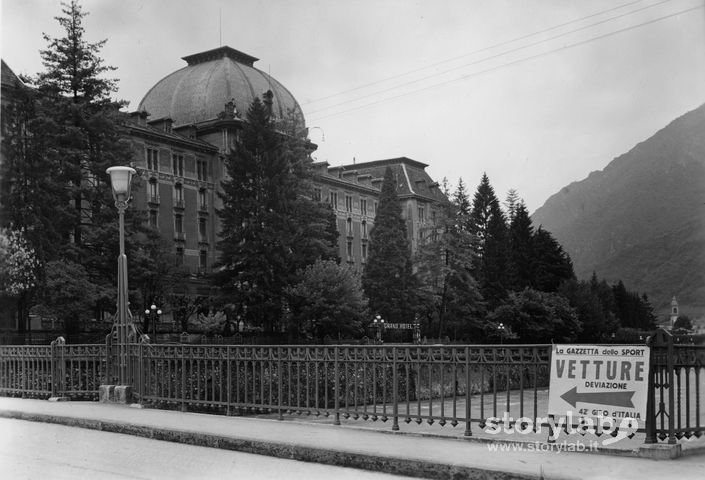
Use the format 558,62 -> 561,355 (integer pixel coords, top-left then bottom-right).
532,104 -> 705,316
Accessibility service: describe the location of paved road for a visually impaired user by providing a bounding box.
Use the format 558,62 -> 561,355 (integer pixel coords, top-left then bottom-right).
0,418 -> 420,480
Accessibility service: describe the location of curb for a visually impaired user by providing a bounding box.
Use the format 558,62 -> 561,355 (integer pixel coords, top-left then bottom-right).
0,409 -> 541,480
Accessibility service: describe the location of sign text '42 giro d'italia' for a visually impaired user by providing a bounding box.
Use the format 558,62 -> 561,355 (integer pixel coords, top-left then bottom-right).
547,345 -> 650,420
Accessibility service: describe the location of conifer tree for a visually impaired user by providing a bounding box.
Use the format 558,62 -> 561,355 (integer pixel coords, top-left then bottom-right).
362,167 -> 417,324
216,97 -> 336,332
452,178 -> 472,231
504,189 -> 520,222
508,202 -> 534,290
470,173 -> 509,307
415,191 -> 484,340
531,226 -> 574,292
1,1 -> 174,333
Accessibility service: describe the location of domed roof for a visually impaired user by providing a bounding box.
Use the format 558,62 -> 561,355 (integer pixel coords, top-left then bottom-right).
138,46 -> 305,128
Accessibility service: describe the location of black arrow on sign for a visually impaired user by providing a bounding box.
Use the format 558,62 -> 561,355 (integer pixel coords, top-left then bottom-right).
560,386 -> 635,408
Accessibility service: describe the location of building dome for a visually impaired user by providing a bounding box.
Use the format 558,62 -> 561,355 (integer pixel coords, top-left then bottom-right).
138,46 -> 305,128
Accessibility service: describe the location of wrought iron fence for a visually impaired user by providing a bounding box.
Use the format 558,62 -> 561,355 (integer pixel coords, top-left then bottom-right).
134,344 -> 551,436
645,329 -> 705,443
2,331 -> 704,445
0,339 -> 107,400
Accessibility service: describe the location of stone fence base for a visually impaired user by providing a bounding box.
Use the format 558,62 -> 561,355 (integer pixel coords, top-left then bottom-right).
98,385 -> 132,404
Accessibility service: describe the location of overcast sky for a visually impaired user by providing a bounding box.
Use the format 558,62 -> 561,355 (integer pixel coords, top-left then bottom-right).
2,0 -> 704,212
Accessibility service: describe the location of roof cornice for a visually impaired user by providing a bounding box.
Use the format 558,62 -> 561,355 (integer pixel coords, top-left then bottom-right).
182,46 -> 259,67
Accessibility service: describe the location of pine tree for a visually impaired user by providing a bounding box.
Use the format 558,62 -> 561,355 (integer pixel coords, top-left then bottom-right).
452,178 -> 472,231
1,1 -> 147,332
470,173 -> 509,307
415,197 -> 484,340
559,278 -> 618,342
504,189 -> 520,222
215,97 -> 336,332
362,167 -> 417,325
508,202 -> 534,290
531,226 -> 574,292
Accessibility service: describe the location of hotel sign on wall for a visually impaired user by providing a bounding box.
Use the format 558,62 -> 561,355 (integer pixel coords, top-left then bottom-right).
547,344 -> 650,420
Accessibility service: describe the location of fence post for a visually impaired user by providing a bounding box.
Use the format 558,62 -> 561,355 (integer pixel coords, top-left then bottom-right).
666,329 -> 676,444
138,341 -> 144,404
392,346 -> 399,431
334,346 -> 340,426
51,336 -> 66,398
50,339 -> 57,397
278,346 -> 283,421
181,345 -> 187,412
105,332 -> 112,385
226,346 -> 232,416
464,346 -> 472,436
645,334 -> 656,444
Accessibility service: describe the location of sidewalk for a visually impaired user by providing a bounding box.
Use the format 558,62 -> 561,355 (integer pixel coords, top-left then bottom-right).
0,397 -> 703,480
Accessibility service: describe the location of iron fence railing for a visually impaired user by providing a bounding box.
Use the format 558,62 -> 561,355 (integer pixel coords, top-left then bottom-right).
0,339 -> 107,399
134,344 -> 551,436
1,331 -> 703,445
645,329 -> 705,443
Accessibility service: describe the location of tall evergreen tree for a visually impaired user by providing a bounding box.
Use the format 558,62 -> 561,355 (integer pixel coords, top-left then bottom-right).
470,173 -> 509,307
215,97 -> 336,332
362,167 -> 417,324
508,202 -> 534,290
1,1 -> 176,333
504,189 -> 520,223
531,226 -> 574,292
452,178 -> 472,231
415,197 -> 484,340
559,278 -> 619,342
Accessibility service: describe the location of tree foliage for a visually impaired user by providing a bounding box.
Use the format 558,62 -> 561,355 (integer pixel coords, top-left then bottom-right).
286,259 -> 368,340
416,183 -> 484,340
531,226 -> 574,292
612,281 -> 657,330
672,315 -> 693,333
1,1 -> 177,333
559,278 -> 619,342
43,259 -> 103,334
362,167 -> 418,324
487,288 -> 582,343
215,97 -> 337,332
470,173 -> 509,308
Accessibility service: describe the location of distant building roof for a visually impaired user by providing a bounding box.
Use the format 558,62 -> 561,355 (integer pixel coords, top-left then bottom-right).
1,60 -> 28,93
315,157 -> 447,202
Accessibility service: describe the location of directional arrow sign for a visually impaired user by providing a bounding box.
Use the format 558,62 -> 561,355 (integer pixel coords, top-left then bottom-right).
560,386 -> 635,409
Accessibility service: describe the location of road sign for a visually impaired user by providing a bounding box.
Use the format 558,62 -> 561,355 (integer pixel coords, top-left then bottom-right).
547,345 -> 650,420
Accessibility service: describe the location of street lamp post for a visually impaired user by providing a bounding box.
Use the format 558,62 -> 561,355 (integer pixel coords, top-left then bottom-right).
373,314 -> 385,343
106,166 -> 137,385
498,322 -> 506,345
144,303 -> 162,342
413,314 -> 421,345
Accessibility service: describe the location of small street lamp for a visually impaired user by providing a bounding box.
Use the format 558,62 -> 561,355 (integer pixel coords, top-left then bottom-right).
373,314 -> 385,343
106,166 -> 137,385
144,303 -> 162,342
413,314 -> 421,345
497,322 -> 506,345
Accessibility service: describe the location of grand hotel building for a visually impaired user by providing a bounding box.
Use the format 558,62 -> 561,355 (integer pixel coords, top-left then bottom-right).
2,46 -> 447,301
124,46 -> 446,290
